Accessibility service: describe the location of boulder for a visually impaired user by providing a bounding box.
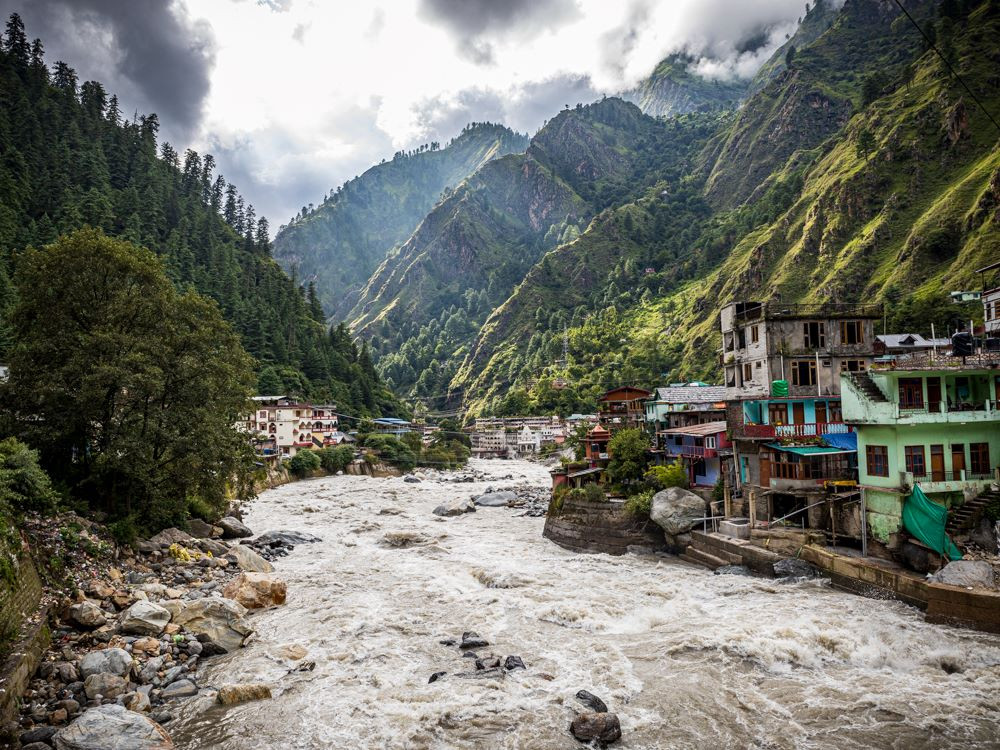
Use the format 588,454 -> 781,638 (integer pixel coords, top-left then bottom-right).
403,475 -> 421,483
216,683 -> 272,706
929,560 -> 997,590
222,572 -> 287,609
251,530 -> 322,548
79,648 -> 132,679
970,517 -> 1000,554
21,726 -> 59,745
161,598 -> 252,653
83,673 -> 127,700
428,671 -> 446,683
772,558 -> 822,579
217,516 -> 253,539
226,544 -> 274,573
146,527 -> 194,548
120,601 -> 171,636
53,705 -> 173,750
460,631 -> 489,649
569,712 -> 621,745
504,656 -> 526,671
649,487 -> 707,536
575,690 -> 608,713
901,541 -> 943,574
186,519 -> 216,538
714,565 -> 753,577
161,679 -> 198,699
194,538 -> 230,557
138,655 -> 165,684
68,601 -> 107,629
474,491 -> 517,507
123,691 -> 151,713
433,498 -> 477,517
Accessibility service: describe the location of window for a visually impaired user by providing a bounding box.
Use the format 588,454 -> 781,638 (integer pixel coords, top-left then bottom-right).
751,325 -> 760,344
898,378 -> 923,409
743,363 -> 753,381
803,321 -> 825,348
768,402 -> 788,424
705,436 -> 717,449
866,445 -> 889,477
840,320 -> 864,344
970,443 -> 990,475
904,445 -> 925,476
840,359 -> 867,373
790,360 -> 816,386
829,401 -> 843,422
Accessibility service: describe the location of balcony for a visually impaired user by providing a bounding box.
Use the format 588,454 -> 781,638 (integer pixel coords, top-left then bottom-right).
740,422 -> 853,439
904,469 -> 997,494
733,301 -> 883,324
664,444 -> 718,459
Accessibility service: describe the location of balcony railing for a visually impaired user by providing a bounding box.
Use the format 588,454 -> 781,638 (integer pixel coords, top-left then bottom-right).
911,470 -> 994,483
741,422 -> 853,439
664,445 -> 718,459
733,301 -> 883,323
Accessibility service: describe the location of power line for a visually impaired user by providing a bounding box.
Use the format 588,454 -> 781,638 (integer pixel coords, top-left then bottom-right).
890,0 -> 1000,136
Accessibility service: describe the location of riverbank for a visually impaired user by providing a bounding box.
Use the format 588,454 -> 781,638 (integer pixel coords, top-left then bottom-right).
162,459 -> 1000,749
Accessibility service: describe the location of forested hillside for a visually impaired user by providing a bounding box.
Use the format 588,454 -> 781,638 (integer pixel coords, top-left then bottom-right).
351,98 -> 723,403
624,53 -> 747,117
450,0 -> 999,416
272,123 -> 528,317
0,13 -> 396,416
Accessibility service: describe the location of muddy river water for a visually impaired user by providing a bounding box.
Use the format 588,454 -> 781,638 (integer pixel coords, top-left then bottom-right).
171,459 -> 1000,749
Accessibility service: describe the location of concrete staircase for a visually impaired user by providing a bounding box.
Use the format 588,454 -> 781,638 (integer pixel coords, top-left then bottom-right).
682,530 -> 785,574
947,487 -> 1000,535
849,371 -> 888,402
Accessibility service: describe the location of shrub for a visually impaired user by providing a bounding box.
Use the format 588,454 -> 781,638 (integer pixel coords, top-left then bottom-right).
108,516 -> 139,548
288,449 -> 321,478
624,489 -> 654,517
606,428 -> 650,485
645,462 -> 688,491
361,434 -> 416,471
0,437 -> 57,514
711,476 -> 725,504
318,445 -> 354,473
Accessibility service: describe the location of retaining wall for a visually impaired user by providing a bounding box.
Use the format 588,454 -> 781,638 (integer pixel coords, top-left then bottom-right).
0,546 -> 48,732
543,498 -> 666,555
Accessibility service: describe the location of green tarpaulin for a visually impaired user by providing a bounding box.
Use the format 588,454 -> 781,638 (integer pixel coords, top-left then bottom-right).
902,486 -> 962,561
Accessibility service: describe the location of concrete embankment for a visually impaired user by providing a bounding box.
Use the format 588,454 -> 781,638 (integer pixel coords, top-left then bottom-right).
543,497 -> 667,555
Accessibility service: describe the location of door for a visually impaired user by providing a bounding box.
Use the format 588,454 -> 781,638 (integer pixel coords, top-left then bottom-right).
760,451 -> 771,486
815,401 -> 827,425
952,444 -> 965,477
927,378 -> 942,413
792,402 -> 805,425
930,445 -> 945,482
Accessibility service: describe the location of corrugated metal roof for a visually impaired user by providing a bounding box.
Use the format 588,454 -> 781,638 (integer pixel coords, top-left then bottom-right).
765,443 -> 854,456
653,385 -> 726,403
659,420 -> 728,437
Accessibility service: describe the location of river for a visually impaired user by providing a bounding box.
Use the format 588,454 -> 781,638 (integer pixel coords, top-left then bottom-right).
170,459 -> 1000,749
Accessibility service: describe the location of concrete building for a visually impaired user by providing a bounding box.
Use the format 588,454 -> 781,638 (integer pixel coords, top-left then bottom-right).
470,429 -> 508,458
841,351 -> 1000,549
657,420 -> 730,488
981,260 -> 1000,337
242,396 -> 340,458
597,387 -> 652,432
720,301 -> 881,531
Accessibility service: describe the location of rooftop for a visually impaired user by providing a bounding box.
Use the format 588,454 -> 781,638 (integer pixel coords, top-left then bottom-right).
653,385 -> 726,404
869,351 -> 1000,372
658,420 -> 728,437
729,300 -> 883,323
875,333 -> 949,349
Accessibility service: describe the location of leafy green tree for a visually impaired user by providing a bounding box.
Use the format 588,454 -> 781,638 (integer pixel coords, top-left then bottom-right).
0,437 -> 56,514
2,229 -> 256,529
288,449 -> 321,478
606,428 -> 650,486
645,462 -> 688,491
855,128 -> 876,161
318,444 -> 354,473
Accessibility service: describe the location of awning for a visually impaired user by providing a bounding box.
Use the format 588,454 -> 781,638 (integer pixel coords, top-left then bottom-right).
821,432 -> 857,451
567,467 -> 605,479
765,443 -> 855,456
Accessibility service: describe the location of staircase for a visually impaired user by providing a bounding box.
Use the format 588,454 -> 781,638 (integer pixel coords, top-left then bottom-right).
849,371 -> 887,402
681,530 -> 785,574
947,487 -> 1000,535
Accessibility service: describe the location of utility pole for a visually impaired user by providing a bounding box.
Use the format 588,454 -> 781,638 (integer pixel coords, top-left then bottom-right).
562,324 -> 569,366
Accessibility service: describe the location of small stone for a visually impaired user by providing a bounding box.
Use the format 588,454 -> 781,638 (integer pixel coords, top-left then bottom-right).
132,637 -> 160,655
161,679 -> 197,699
79,648 -> 133,679
120,601 -> 171,636
49,708 -> 69,724
83,673 -> 127,700
428,671 -> 446,683
575,690 -> 608,714
20,725 -> 58,744
504,656 -> 526,671
68,601 -> 107,629
570,712 -> 621,745
123,690 -> 152,713
460,631 -> 489,649
216,683 -> 271,706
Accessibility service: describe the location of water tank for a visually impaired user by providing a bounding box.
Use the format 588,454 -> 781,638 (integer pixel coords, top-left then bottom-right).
951,331 -> 974,356
771,380 -> 789,397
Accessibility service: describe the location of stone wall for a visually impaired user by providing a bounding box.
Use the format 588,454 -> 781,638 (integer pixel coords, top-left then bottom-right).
0,546 -> 48,731
543,497 -> 666,555
0,545 -> 43,644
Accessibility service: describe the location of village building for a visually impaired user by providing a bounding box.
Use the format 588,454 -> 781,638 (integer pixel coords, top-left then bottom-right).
597,386 -> 652,432
372,417 -> 412,436
242,396 -> 341,458
470,429 -> 509,458
720,301 -> 882,532
841,351 -> 1000,552
656,420 -> 731,488
874,333 -> 950,357
981,259 -> 1000,338
644,383 -> 726,433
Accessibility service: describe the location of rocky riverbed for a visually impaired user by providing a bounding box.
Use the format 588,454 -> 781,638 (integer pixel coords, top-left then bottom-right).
147,459 -> 1000,750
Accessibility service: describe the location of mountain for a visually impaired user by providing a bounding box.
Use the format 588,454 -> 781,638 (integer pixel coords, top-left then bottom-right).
625,53 -> 748,117
448,0 -> 999,415
349,98 -> 722,403
272,123 -> 528,317
0,13 -> 397,416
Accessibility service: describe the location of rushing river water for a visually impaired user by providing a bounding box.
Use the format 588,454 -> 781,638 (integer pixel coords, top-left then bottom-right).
171,459 -> 1000,750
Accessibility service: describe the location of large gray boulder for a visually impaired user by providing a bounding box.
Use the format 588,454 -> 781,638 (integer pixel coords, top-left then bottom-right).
433,498 -> 476,517
161,598 -> 252,653
83,673 -> 127,700
146,527 -> 193,548
218,516 -> 253,539
475,490 -> 517,507
649,487 -> 707,536
79,648 -> 132,679
226,544 -> 274,573
68,601 -> 107,629
929,560 -> 997,590
53,704 -> 173,750
120,601 -> 171,636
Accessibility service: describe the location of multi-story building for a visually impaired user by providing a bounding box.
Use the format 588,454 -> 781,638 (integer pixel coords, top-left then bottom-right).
657,420 -> 730,488
981,259 -> 1000,337
720,301 -> 882,530
645,383 -> 726,443
597,387 -> 652,432
471,429 -> 508,458
242,396 -> 341,458
841,351 -> 1000,550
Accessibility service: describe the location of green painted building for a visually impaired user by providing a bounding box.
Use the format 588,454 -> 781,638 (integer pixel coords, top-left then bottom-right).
841,352 -> 1000,545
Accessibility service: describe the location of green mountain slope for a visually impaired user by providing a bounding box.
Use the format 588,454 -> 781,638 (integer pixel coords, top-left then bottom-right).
625,53 -> 747,118
272,123 -> 528,317
353,98 -> 687,400
452,0 -> 999,416
0,13 -> 397,415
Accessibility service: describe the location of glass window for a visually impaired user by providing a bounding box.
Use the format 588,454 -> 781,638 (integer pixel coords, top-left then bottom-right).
791,360 -> 816,386
898,378 -> 924,409
840,359 -> 867,372
866,445 -> 889,477
751,325 -> 759,344
840,320 -> 864,344
803,321 -> 825,348
970,443 -> 990,475
904,445 -> 925,476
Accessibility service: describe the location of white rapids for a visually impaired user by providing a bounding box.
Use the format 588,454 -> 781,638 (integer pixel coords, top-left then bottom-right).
170,459 -> 1000,749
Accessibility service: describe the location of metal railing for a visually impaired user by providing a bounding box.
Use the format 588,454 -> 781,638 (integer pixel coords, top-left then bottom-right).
741,422 -> 853,438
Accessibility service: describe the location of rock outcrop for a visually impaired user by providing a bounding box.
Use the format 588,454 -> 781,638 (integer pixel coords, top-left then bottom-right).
649,488 -> 706,536
222,572 -> 287,609
53,704 -> 173,750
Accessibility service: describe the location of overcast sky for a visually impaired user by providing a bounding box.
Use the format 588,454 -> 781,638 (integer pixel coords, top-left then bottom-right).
1,0 -> 812,231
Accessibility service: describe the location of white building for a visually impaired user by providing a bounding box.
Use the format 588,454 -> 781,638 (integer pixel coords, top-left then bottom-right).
241,396 -> 341,458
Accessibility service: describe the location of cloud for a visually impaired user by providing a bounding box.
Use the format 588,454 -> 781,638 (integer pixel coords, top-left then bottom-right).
0,0 -> 216,143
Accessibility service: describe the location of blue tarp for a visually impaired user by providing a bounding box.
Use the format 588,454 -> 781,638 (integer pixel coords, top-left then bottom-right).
902,486 -> 963,561
821,432 -> 857,451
